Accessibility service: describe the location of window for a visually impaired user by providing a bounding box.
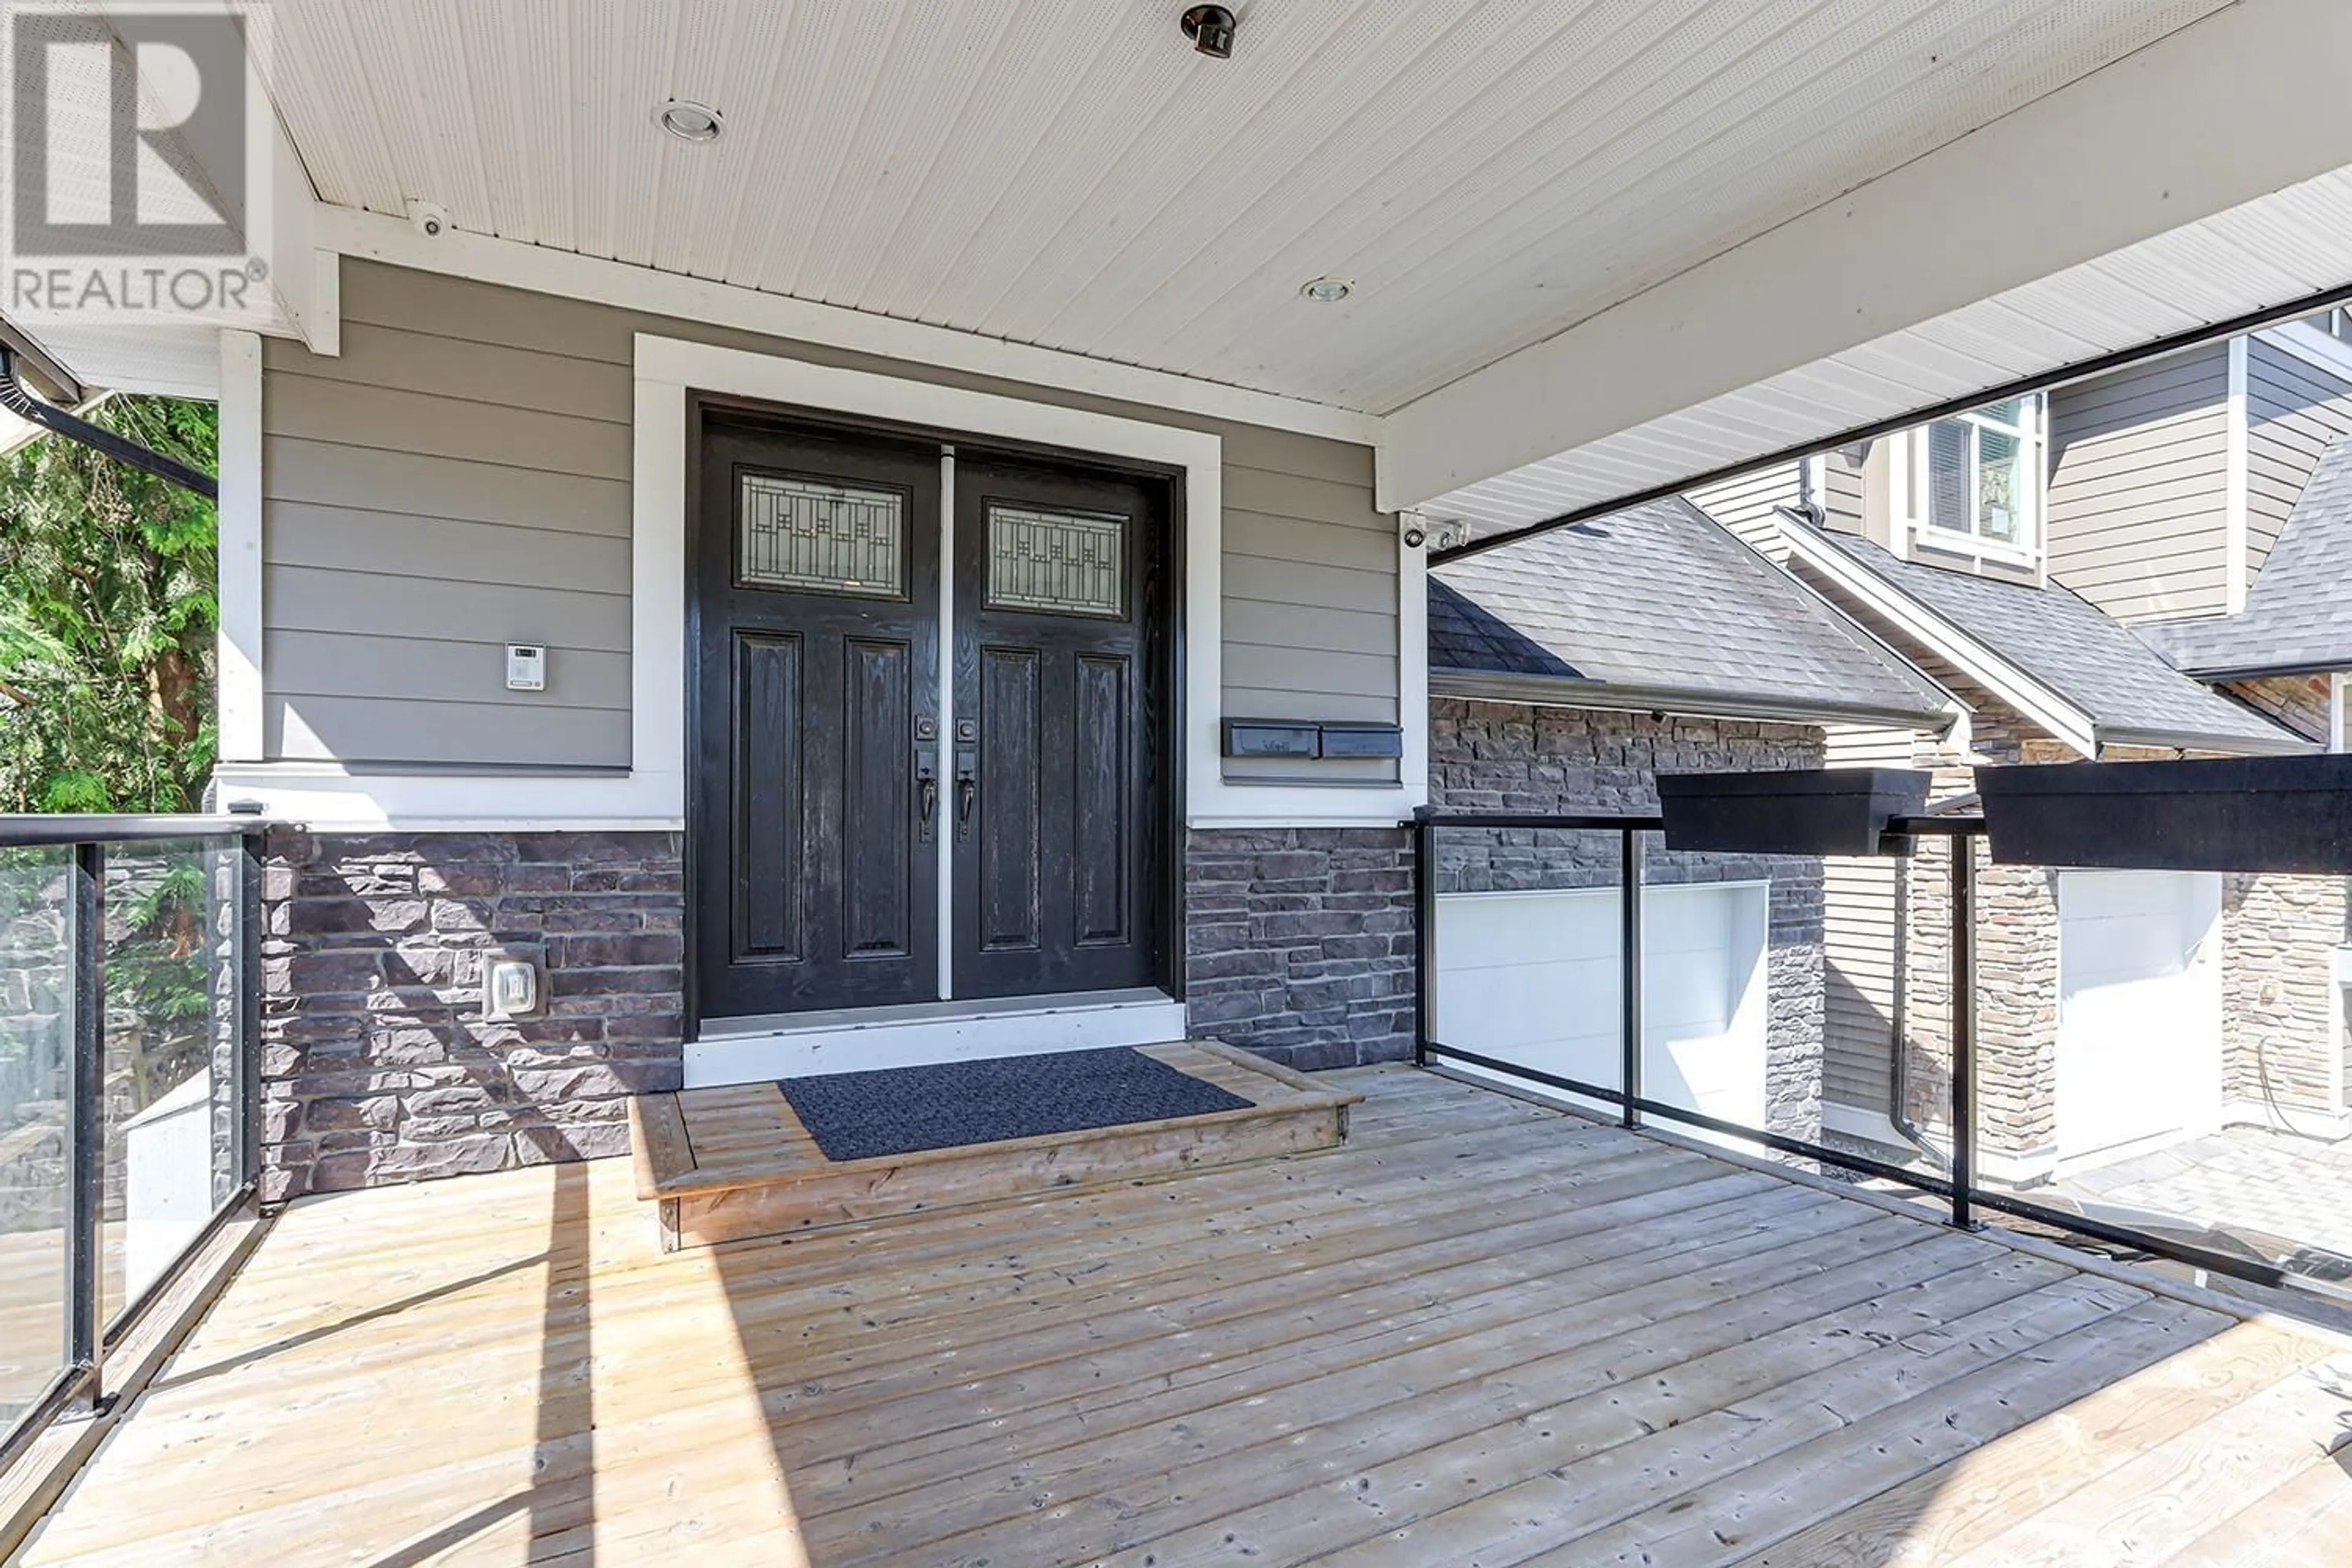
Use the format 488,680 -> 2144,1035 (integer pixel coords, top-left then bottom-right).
737,473 -> 905,597
985,503 -> 1127,617
1918,395 -> 2041,553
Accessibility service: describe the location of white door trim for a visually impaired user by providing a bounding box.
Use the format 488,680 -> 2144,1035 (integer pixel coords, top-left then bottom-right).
636,333 -> 1245,823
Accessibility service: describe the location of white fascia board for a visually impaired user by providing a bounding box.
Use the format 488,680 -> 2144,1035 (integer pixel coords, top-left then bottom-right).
1398,529 -> 1431,801
1774,520 -> 2098,758
312,204 -> 1380,447
1378,0 -> 2352,511
2224,336 -> 2250,612
214,330 -> 264,763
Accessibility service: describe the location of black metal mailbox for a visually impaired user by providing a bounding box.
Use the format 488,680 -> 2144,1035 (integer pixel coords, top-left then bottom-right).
1975,753 -> 2352,873
1221,719 -> 1406,761
1656,767 -> 1932,856
1221,719 -> 1321,760
1319,722 -> 1404,760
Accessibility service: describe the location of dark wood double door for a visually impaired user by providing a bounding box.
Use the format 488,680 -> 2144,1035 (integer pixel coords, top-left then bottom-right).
694,416 -> 1171,1020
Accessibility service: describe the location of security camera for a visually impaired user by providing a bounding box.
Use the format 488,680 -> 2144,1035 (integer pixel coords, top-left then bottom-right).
407,200 -> 451,239
1181,5 -> 1235,58
1401,522 -> 1428,549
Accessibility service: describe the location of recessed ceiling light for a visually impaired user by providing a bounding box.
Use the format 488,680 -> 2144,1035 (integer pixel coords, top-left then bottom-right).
656,100 -> 724,143
1299,276 -> 1353,303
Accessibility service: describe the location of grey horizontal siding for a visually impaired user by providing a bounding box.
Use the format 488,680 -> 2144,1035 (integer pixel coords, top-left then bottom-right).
2046,344 -> 2230,623
1685,463 -> 1801,551
266,695 -> 632,767
266,437 -> 631,536
263,564 -> 632,651
259,260 -> 1396,774
267,630 -> 631,709
2245,335 -> 2352,578
268,503 -> 632,593
1819,724 -> 1915,1115
1822,451 -> 1865,535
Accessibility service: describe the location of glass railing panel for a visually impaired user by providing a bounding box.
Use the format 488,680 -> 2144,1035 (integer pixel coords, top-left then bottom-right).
1982,862 -> 2352,1292
1429,824 -> 1628,1118
1629,831 -> 1809,1159
0,847 -> 75,1431
99,836 -> 239,1329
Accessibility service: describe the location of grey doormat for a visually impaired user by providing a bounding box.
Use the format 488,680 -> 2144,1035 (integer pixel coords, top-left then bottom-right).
779,1047 -> 1255,1163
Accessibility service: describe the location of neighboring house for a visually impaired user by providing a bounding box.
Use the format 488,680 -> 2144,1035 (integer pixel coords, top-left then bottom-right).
1676,320 -> 2352,1183
1424,496 -> 1953,1144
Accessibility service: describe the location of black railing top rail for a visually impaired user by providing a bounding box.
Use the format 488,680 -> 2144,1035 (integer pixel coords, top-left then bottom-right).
0,813 -> 276,848
1408,807 -> 1989,837
1411,810 -> 1665,831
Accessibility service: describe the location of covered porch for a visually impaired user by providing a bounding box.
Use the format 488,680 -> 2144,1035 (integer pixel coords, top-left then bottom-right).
18,1068 -> 2351,1566
12,2 -> 2352,1561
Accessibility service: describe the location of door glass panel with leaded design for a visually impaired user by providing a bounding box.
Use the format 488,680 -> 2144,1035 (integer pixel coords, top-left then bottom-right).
985,503 -> 1126,617
737,473 -> 906,598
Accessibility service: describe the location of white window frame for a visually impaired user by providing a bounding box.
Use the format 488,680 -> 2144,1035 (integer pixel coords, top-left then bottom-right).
1902,394 -> 2045,569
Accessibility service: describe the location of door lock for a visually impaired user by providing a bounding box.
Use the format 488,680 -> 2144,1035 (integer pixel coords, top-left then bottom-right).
916,747 -> 940,842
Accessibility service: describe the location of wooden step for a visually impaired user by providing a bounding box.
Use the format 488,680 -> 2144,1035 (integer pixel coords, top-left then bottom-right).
627,1039 -> 1362,1250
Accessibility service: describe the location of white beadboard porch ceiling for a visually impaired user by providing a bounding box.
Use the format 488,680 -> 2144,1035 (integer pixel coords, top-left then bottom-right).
1423,162 -> 2352,538
263,0 -> 2233,416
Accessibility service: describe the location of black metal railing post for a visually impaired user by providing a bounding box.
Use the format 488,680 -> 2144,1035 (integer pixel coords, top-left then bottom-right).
1948,834 -> 1980,1231
1619,826 -> 1643,1130
1412,807 -> 1435,1068
63,840 -> 105,1413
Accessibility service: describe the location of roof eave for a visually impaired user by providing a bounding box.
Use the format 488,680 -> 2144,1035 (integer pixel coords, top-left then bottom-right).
2097,724 -> 2319,758
2168,654 -> 2352,683
1774,520 -> 2101,757
1429,668 -> 1951,731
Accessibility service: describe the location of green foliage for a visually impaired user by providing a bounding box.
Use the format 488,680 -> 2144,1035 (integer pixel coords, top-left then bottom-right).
0,397 -> 219,813
111,847 -> 214,1110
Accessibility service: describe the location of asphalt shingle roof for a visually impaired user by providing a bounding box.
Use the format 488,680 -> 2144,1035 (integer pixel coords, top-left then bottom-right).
2143,431 -> 2352,678
1819,533 -> 2304,752
1430,497 -> 1951,725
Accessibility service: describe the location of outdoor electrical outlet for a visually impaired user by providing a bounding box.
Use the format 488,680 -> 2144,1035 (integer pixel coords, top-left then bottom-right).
483,952 -> 544,1021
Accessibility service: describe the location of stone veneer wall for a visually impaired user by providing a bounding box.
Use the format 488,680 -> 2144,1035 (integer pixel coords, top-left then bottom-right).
1424,699 -> 1827,1139
260,831 -> 686,1202
2221,872 -> 2349,1125
2214,676 -> 2350,1128
1182,829 -> 1417,1071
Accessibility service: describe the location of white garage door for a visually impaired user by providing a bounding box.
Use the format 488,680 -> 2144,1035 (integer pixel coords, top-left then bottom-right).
1433,882 -> 1770,1141
2056,869 -> 2223,1166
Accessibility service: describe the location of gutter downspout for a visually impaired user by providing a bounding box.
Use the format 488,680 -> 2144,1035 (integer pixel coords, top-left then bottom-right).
1885,845 -> 1951,1170
0,348 -> 217,500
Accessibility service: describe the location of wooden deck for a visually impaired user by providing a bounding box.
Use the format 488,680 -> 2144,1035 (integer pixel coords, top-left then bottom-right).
633,1039 -> 1360,1248
20,1067 -> 2352,1566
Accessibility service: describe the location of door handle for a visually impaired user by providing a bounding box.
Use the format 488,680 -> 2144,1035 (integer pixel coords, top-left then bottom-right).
916,747 -> 938,842
956,749 -> 978,840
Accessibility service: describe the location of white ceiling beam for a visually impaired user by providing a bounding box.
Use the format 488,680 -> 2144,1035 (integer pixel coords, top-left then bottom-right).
1377,0 -> 2352,513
